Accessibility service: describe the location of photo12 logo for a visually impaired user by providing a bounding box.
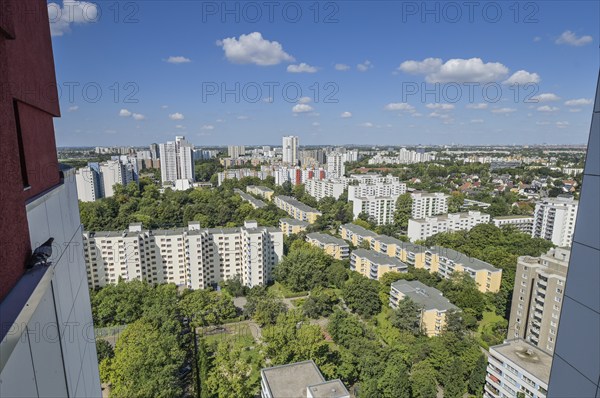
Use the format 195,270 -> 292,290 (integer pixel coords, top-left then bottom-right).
200,1 -> 340,23
400,1 -> 539,24
202,81 -> 339,104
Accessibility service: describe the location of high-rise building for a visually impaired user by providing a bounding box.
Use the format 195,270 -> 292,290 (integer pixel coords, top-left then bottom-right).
159,136 -> 195,185
508,248 -> 570,353
75,166 -> 102,202
407,211 -> 491,242
228,145 -> 246,158
100,159 -> 127,197
150,142 -> 160,159
84,221 -> 283,290
531,196 -> 579,247
0,2 -> 101,394
282,135 -> 299,165
305,178 -> 347,201
347,176 -> 407,225
326,151 -> 346,178
546,73 -> 600,397
410,192 -> 449,219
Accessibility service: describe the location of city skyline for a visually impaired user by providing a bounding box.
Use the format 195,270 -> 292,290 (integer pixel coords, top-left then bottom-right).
48,1 -> 598,146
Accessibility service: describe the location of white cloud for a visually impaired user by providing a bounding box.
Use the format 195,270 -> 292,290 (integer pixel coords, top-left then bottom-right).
340,111 -> 353,118
132,113 -> 146,120
47,1 -> 99,37
175,125 -> 185,129
166,56 -> 191,64
466,103 -> 488,109
201,125 -> 215,130
568,108 -> 582,113
556,121 -> 570,128
536,121 -> 551,125
428,112 -> 450,119
287,63 -> 318,73
161,105 -> 169,109
564,98 -> 592,106
119,109 -> 132,117
292,104 -> 314,113
533,36 -> 542,42
492,108 -> 516,114
384,102 -> 415,112
555,30 -> 593,46
298,97 -> 312,104
68,105 -> 79,112
236,115 -> 249,120
360,122 -> 374,128
312,122 -> 320,127
263,97 -> 274,103
503,70 -> 541,85
470,119 -> 484,123
217,32 -> 294,66
169,113 -> 185,120
357,60 -> 373,72
400,57 -> 508,83
426,103 -> 454,110
537,105 -> 559,112
532,93 -> 560,102
335,63 -> 350,71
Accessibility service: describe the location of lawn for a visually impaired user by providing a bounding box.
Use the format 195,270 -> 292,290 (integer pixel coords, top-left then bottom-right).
268,281 -> 308,298
476,311 -> 507,349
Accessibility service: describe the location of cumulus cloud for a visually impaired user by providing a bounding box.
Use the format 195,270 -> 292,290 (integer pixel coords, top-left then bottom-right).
132,113 -> 146,120
292,104 -> 314,113
399,57 -> 508,83
340,111 -> 353,118
384,103 -> 415,112
492,108 -> 516,114
466,103 -> 488,109
532,93 -> 560,102
119,109 -> 132,117
287,63 -> 318,73
564,98 -> 592,106
428,112 -> 450,119
169,113 -> 185,120
236,115 -> 249,120
217,32 -> 294,66
398,58 -> 443,75
555,30 -> 593,46
201,125 -> 214,130
555,121 -> 570,128
470,119 -> 484,123
537,105 -> 559,112
166,56 -> 191,64
426,103 -> 454,110
360,122 -> 374,128
357,60 -> 373,72
298,97 -> 312,104
335,63 -> 350,71
68,105 -> 79,112
503,70 -> 541,85
47,1 -> 99,37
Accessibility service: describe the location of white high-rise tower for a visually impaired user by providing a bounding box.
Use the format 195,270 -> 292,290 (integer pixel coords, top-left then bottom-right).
282,135 -> 299,165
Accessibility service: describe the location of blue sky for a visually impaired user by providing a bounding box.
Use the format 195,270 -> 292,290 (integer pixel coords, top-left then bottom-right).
49,0 -> 599,147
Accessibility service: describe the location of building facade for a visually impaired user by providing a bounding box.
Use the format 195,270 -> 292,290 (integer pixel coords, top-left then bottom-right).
83,221 -> 283,290
493,215 -> 535,234
410,192 -> 449,219
508,248 -> 569,353
75,166 -> 101,202
305,178 -> 347,201
407,211 -> 491,242
159,136 -> 195,185
279,218 -> 309,236
282,135 -> 299,165
273,196 -> 322,224
306,232 -> 350,260
531,196 -> 579,247
350,248 -> 408,279
247,185 -> 275,201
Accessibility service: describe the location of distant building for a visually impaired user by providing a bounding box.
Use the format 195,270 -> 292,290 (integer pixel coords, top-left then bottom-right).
508,248 -> 569,353
247,185 -> 275,201
305,178 -> 347,201
326,151 -> 346,178
348,176 -> 407,225
159,136 -> 195,185
306,232 -> 350,260
410,192 -> 449,219
485,339 -> 551,398
493,215 -> 534,234
228,145 -> 245,158
339,223 -> 379,246
83,221 -> 282,290
279,218 -> 309,236
273,196 -> 322,224
531,196 -> 578,247
235,189 -> 267,209
350,248 -> 408,279
407,211 -> 491,242
75,166 -> 101,202
261,360 -> 349,398
282,135 -> 299,165
389,280 -> 459,337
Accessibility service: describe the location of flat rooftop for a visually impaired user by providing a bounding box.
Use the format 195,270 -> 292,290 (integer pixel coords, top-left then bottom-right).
280,218 -> 310,227
307,380 -> 349,398
491,339 -> 553,384
429,246 -> 500,272
234,188 -> 267,208
352,248 -> 408,268
247,185 -> 274,193
306,232 -> 349,246
391,280 -> 458,311
276,195 -> 322,214
340,223 -> 378,237
261,360 -> 325,398
493,215 -> 534,220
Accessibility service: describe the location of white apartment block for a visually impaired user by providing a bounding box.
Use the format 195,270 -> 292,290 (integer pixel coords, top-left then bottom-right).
493,215 -> 535,234
407,211 -> 491,241
485,339 -> 550,398
99,159 -> 127,198
75,166 -> 101,202
531,196 -> 578,247
351,196 -> 397,225
305,178 -> 347,201
282,135 -> 299,165
159,136 -> 195,185
347,176 -> 407,225
326,151 -> 346,178
410,192 -> 449,219
368,148 -> 436,165
348,180 -> 407,199
83,221 -> 283,290
228,145 -> 245,158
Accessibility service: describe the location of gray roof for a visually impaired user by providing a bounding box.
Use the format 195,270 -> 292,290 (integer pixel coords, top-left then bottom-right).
261,360 -> 325,398
373,234 -> 404,246
247,185 -> 274,193
306,232 -> 349,247
276,195 -> 322,214
307,380 -> 349,398
280,218 -> 310,227
235,188 -> 267,208
391,280 -> 458,311
491,338 -> 553,384
352,248 -> 407,268
340,223 -> 378,237
429,246 -> 500,272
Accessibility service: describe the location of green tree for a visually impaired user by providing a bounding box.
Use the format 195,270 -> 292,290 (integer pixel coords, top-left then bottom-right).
206,341 -> 259,398
274,241 -> 333,291
390,298 -> 422,335
96,339 -> 114,362
468,354 -> 487,396
394,193 -> 413,229
342,275 -> 382,318
441,358 -> 466,398
410,361 -> 438,398
378,361 -> 411,398
179,289 -> 237,325
302,288 -> 338,318
244,287 -> 286,326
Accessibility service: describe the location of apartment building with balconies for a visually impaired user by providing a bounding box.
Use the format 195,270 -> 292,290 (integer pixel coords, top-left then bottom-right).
247,185 -> 275,201
305,178 -> 347,201
235,188 -> 267,209
339,223 -> 379,247
306,233 -> 350,260
350,249 -> 408,279
410,192 -> 449,219
407,211 -> 491,242
493,215 -> 535,234
279,218 -> 309,236
531,196 -> 578,247
273,196 -> 322,224
508,248 -> 569,353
